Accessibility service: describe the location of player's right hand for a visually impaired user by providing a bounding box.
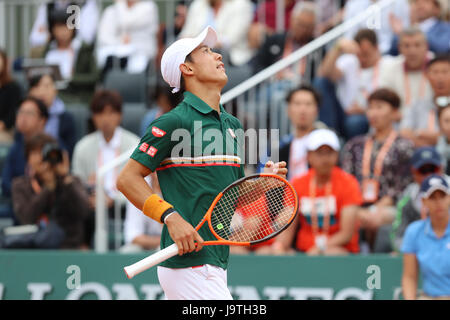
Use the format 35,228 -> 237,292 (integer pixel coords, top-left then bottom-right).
165,212 -> 204,255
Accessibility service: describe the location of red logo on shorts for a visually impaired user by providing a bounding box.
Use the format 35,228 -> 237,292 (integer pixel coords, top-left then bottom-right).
147,146 -> 158,157
152,126 -> 166,137
139,143 -> 149,153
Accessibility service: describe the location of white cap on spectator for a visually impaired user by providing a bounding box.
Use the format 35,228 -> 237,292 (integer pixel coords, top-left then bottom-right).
161,26 -> 218,93
306,129 -> 340,151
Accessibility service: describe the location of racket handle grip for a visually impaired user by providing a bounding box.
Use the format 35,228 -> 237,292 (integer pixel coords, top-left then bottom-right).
124,243 -> 179,279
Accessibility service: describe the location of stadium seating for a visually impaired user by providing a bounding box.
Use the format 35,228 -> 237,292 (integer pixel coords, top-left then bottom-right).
103,70 -> 148,104
65,103 -> 91,141
121,103 -> 148,137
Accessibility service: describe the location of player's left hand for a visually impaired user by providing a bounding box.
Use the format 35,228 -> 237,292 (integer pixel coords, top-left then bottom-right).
264,161 -> 287,179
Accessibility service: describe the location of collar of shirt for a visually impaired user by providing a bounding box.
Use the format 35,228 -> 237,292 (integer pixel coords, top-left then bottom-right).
49,97 -> 65,116
424,217 -> 450,239
420,17 -> 439,34
48,36 -> 81,53
98,126 -> 122,150
183,91 -> 225,115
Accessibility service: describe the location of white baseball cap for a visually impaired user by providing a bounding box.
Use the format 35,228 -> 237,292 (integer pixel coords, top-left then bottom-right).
306,129 -> 340,151
160,26 -> 218,93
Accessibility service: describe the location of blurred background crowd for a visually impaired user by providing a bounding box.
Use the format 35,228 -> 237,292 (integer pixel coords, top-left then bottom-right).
0,0 -> 449,263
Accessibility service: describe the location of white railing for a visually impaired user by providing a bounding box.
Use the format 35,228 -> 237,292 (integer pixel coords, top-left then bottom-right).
92,0 -> 397,252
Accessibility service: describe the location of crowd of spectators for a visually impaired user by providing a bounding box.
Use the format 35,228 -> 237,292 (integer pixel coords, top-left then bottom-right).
0,0 -> 448,269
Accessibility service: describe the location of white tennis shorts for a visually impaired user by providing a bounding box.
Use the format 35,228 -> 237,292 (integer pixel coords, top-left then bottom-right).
157,264 -> 233,300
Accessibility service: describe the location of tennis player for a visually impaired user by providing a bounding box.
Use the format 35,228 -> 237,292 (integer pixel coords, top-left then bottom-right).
116,26 -> 287,300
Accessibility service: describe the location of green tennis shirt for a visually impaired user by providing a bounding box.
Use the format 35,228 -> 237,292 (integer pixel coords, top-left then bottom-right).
130,91 -> 245,269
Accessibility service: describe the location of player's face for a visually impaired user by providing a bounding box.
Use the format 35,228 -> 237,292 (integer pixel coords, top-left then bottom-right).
186,45 -> 228,88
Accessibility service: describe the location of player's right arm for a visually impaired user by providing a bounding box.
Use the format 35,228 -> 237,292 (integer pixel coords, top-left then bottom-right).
117,159 -> 204,256
116,112 -> 204,256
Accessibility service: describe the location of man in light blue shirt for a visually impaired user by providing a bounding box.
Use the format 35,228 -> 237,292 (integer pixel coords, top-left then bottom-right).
401,174 -> 450,299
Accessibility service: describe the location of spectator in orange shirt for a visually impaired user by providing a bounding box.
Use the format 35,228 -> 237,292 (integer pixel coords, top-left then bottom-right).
270,129 -> 362,255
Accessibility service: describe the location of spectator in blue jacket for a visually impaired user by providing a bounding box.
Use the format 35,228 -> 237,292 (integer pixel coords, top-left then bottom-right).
401,174 -> 450,300
1,97 -> 48,201
28,73 -> 77,158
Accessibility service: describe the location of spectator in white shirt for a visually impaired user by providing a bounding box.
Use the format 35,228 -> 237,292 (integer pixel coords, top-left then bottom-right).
72,90 -> 140,247
31,9 -> 98,104
96,0 -> 159,74
315,29 -> 391,139
401,55 -> 450,147
29,0 -> 99,49
179,0 -> 254,66
379,27 -> 433,113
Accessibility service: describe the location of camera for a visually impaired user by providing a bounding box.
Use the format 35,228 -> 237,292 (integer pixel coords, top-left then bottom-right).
42,143 -> 63,166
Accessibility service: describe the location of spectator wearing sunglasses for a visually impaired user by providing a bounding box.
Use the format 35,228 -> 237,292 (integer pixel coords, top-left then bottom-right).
389,146 -> 449,253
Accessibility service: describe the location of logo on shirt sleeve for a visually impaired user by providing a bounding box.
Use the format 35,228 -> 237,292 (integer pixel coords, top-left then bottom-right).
147,146 -> 158,157
139,143 -> 149,153
152,126 -> 166,137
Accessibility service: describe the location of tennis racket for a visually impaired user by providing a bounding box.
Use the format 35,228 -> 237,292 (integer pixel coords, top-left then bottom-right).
124,173 -> 298,279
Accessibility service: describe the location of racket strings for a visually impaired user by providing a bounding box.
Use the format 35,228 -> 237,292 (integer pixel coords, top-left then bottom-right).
210,176 -> 297,243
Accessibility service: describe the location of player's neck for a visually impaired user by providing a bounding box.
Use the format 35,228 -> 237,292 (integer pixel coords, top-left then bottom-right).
187,83 -> 222,113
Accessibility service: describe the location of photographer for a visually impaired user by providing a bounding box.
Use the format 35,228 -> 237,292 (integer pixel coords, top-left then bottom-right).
11,133 -> 89,249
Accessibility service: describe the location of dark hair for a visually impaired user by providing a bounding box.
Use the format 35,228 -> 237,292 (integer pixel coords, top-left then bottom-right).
368,88 -> 401,110
426,54 -> 450,69
90,89 -> 123,114
0,48 -> 12,86
49,9 -> 77,40
154,79 -> 183,109
285,84 -> 321,107
20,96 -> 49,120
25,133 -> 57,160
28,73 -> 55,90
354,28 -> 378,47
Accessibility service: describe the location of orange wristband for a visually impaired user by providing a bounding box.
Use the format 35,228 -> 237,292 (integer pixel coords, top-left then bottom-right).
142,194 -> 174,224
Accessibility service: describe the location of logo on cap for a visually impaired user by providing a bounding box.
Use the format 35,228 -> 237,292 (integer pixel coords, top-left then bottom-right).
152,126 -> 166,138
